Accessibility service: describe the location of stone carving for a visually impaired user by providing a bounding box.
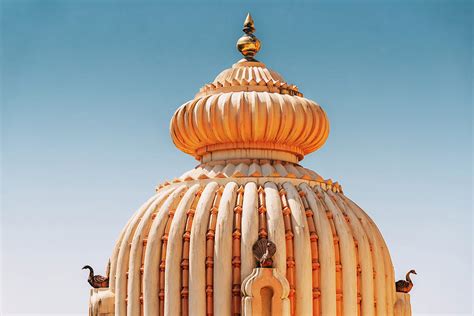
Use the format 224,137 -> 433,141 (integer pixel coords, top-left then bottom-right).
82,265 -> 109,288
396,269 -> 417,293
252,238 -> 276,268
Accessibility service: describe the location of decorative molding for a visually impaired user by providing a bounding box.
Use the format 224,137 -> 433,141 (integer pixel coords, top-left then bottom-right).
241,268 -> 290,316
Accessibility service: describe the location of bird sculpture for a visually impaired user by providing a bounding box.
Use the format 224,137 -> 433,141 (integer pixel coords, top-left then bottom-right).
82,265 -> 109,288
395,269 -> 417,293
252,238 -> 277,268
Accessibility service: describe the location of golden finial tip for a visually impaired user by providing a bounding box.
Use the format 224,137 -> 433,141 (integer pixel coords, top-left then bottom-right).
237,13 -> 261,61
243,13 -> 255,33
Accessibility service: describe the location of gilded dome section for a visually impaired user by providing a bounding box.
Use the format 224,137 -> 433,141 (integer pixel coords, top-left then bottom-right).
170,25 -> 329,163
213,62 -> 285,85
195,61 -> 301,97
170,90 -> 329,162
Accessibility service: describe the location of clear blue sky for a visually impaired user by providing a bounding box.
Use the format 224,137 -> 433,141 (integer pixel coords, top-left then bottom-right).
1,0 -> 472,314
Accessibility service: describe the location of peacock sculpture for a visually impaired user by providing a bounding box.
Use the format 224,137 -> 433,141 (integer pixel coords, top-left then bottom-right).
395,269 -> 417,293
82,265 -> 109,288
252,238 -> 277,268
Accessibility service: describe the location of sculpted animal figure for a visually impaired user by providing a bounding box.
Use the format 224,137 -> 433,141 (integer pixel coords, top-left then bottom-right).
396,269 -> 417,293
82,265 -> 109,288
252,238 -> 277,268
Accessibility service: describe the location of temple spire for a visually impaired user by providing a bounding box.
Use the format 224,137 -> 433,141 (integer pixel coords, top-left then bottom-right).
243,13 -> 255,33
236,13 -> 261,61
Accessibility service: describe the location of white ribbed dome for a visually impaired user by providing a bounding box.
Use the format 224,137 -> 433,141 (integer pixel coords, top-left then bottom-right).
103,170 -> 396,316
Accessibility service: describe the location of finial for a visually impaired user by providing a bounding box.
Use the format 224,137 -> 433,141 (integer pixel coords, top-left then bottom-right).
237,13 -> 261,61
243,13 -> 255,34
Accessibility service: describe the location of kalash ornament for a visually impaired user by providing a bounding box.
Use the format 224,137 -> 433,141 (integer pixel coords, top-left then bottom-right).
236,14 -> 261,61
85,14 -> 415,316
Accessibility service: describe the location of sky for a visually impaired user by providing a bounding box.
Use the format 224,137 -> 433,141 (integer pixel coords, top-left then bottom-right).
1,0 -> 472,314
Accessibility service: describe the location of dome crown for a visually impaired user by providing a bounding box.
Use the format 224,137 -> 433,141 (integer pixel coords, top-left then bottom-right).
170,15 -> 329,163
195,60 -> 302,98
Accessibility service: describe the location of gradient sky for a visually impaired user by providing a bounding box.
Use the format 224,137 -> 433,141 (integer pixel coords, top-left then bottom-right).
1,0 -> 472,314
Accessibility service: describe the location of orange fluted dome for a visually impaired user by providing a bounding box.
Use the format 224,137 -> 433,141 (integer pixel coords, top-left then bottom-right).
170,60 -> 329,162
170,14 -> 329,163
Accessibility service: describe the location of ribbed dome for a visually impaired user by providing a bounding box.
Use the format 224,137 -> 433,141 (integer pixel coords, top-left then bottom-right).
104,175 -> 396,316
195,60 -> 301,98
87,14 -> 412,316
170,60 -> 329,163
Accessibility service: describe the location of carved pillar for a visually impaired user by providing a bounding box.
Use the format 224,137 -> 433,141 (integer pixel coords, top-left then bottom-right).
89,288 -> 115,316
394,293 -> 412,316
241,268 -> 290,316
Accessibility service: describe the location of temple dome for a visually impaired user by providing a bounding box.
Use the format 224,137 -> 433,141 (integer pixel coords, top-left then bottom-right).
170,14 -> 329,164
170,81 -> 330,162
103,175 -> 397,316
170,59 -> 329,163
87,13 -> 412,316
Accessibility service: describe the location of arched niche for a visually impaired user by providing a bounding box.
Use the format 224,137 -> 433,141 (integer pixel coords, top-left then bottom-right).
241,268 -> 290,316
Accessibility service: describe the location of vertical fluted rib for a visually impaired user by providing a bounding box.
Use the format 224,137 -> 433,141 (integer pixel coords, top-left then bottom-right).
188,182 -> 219,316
112,193 -> 160,292
109,210 -> 136,291
329,191 -> 375,316
341,195 -> 395,315
300,183 -> 337,315
231,186 -> 244,315
364,206 -> 396,315
298,187 -> 321,316
315,187 -> 343,315
181,190 -> 203,316
339,194 -> 388,316
142,186 -> 187,316
114,189 -> 171,316
213,182 -> 238,315
159,191 -> 184,315
164,184 -> 201,315
205,186 -> 223,315
317,187 -> 358,316
264,182 -> 286,277
240,182 -> 258,280
278,184 -> 296,315
283,182 -> 313,315
127,187 -> 184,316
257,185 -> 268,239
